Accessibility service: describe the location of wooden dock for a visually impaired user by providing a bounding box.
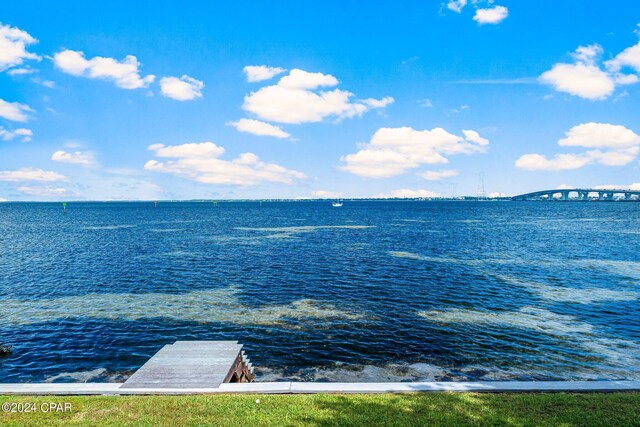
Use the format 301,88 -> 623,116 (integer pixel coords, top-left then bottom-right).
121,341 -> 254,389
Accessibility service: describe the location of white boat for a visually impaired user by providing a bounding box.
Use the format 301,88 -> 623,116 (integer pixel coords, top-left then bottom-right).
331,199 -> 343,207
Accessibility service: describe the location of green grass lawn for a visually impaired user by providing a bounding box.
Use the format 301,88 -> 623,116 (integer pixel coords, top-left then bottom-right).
1,392 -> 639,426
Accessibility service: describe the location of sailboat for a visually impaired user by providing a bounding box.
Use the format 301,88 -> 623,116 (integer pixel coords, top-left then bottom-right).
331,199 -> 344,207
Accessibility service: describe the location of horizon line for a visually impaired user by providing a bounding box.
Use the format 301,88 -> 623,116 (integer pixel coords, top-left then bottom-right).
0,196 -> 513,203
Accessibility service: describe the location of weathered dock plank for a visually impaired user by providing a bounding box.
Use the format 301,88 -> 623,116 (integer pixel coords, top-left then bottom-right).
121,341 -> 251,389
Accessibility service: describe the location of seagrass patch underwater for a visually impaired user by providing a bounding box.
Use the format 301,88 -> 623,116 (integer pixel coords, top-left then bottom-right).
0,200 -> 639,383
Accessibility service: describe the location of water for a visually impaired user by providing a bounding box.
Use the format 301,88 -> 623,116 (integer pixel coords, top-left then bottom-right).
0,201 -> 639,383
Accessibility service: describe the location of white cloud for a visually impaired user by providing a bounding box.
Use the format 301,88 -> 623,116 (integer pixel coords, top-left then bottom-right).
516,149 -> 640,171
540,62 -> 615,100
51,150 -> 96,167
6,67 -> 36,75
243,65 -> 286,82
340,126 -> 489,178
594,147 -> 640,166
573,44 -> 602,63
462,129 -> 489,145
243,68 -> 393,124
0,98 -> 32,122
53,49 -> 155,89
488,192 -> 508,198
445,104 -> 470,114
159,75 -> 204,101
556,184 -> 575,189
594,183 -> 640,191
473,6 -> 509,25
417,169 -> 459,181
277,69 -> 338,89
228,118 -> 290,139
515,122 -> 640,170
144,142 -> 305,186
361,97 -> 394,108
63,140 -> 84,149
419,98 -> 433,108
446,0 -> 467,13
400,56 -> 419,66
0,23 -> 40,72
0,168 -> 67,182
605,41 -> 640,74
376,189 -> 440,199
147,142 -> 224,158
613,74 -> 638,85
17,186 -> 71,197
515,153 -> 594,171
540,43 -> 640,100
558,122 -> 640,148
0,127 -> 32,142
0,197 -> 6,202
310,190 -> 343,199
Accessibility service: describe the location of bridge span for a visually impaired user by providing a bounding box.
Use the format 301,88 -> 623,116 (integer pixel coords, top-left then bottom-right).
511,188 -> 640,201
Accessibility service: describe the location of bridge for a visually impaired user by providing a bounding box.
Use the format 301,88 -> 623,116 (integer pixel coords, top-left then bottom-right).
511,188 -> 640,201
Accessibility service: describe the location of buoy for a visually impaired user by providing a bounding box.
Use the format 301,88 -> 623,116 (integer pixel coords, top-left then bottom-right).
62,202 -> 67,213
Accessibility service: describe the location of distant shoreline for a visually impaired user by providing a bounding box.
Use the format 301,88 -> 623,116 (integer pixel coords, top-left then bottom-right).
0,198 -> 513,203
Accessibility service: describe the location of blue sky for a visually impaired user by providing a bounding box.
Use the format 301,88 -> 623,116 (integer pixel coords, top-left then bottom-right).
1,0 -> 640,200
